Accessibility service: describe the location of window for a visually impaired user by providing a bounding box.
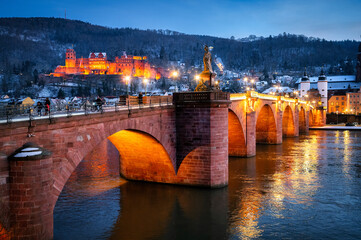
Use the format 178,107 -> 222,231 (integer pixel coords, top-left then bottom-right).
342,102 -> 344,105
336,97 -> 339,100
331,102 -> 334,106
342,97 -> 344,100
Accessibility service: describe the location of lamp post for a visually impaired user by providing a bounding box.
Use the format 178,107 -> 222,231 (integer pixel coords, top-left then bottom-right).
172,71 -> 179,92
251,79 -> 255,91
195,75 -> 200,90
143,78 -> 148,96
125,76 -> 131,96
244,77 -> 248,92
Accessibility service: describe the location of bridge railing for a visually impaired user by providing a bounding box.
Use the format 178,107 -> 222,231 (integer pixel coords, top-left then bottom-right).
0,96 -> 173,124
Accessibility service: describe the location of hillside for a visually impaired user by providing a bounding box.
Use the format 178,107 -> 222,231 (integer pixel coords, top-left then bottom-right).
0,17 -> 359,74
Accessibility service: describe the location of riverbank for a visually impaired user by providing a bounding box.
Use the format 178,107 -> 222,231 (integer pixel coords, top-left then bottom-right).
310,125 -> 361,131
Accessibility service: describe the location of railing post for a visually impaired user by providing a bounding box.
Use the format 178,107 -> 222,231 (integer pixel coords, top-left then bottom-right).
6,106 -> 12,124
85,102 -> 88,116
67,104 -> 71,118
29,106 -> 33,121
127,96 -> 130,114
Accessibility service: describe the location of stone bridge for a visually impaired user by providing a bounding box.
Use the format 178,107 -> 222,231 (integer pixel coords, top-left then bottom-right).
0,91 -> 325,239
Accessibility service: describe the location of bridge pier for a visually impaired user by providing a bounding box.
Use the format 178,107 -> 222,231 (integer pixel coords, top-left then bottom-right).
8,143 -> 53,240
174,92 -> 231,188
245,111 -> 256,157
275,110 -> 283,144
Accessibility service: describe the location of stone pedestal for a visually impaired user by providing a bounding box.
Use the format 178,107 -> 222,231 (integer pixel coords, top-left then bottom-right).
173,91 -> 230,188
195,72 -> 216,92
8,143 -> 53,240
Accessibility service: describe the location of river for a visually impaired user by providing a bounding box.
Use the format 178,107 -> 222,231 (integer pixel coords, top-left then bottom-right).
54,130 -> 361,240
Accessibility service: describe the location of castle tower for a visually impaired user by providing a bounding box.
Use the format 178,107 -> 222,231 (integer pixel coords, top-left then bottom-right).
317,68 -> 328,108
65,49 -> 76,68
300,69 -> 310,99
356,42 -> 361,82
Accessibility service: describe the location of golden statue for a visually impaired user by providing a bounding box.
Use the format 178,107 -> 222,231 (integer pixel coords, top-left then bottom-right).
195,45 -> 218,91
203,45 -> 213,73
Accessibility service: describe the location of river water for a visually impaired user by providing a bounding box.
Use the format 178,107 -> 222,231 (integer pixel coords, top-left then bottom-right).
54,130 -> 361,240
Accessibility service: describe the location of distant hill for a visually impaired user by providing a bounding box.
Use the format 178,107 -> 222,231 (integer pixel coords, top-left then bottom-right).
0,17 -> 359,73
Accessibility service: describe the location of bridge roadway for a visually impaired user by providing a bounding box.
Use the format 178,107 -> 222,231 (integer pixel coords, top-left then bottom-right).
0,91 -> 326,239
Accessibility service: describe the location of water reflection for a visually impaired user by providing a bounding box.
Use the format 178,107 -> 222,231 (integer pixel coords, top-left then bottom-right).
54,131 -> 361,240
110,183 -> 228,240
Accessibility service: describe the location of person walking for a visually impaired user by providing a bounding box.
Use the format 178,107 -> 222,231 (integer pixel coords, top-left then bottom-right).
96,96 -> 103,111
37,101 -> 43,116
138,92 -> 143,104
45,98 -> 51,115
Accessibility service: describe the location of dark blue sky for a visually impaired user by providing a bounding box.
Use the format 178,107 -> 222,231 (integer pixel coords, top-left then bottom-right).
1,0 -> 361,41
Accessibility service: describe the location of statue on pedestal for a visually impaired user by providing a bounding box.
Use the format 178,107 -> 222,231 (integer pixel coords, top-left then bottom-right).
195,45 -> 219,92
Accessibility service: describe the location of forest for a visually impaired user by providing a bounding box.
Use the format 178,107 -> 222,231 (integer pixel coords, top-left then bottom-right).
0,17 -> 359,75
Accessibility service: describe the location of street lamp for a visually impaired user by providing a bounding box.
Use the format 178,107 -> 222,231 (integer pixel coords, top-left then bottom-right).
143,78 -> 149,95
172,71 -> 179,92
125,76 -> 131,96
251,79 -> 255,91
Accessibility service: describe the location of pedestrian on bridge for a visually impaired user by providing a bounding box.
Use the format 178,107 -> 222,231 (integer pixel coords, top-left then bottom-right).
37,101 -> 43,116
45,98 -> 50,115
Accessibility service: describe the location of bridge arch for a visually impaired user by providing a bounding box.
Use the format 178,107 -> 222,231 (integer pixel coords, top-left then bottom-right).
282,105 -> 295,137
299,107 -> 307,133
256,104 -> 277,144
108,129 -> 176,182
228,109 -> 246,156
50,114 -> 177,207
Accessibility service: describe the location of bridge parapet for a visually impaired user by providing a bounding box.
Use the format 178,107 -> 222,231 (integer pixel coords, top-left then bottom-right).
230,91 -> 309,105
173,91 -> 230,103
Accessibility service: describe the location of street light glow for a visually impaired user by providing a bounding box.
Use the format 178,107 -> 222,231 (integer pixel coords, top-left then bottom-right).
195,75 -> 200,80
143,78 -> 148,84
172,71 -> 178,77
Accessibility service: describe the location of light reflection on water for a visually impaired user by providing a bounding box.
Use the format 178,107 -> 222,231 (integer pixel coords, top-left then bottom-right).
54,131 -> 361,239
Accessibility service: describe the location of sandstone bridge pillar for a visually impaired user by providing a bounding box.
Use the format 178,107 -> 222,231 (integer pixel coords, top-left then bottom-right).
8,143 -> 53,240
173,92 -> 230,188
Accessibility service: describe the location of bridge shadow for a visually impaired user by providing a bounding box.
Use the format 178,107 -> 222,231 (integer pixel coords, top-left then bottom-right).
111,182 -> 228,240
54,138 -> 229,239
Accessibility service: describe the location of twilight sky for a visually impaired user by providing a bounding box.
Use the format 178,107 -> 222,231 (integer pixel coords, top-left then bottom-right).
1,0 -> 361,41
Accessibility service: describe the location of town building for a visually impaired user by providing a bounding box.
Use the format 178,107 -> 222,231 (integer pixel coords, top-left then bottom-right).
51,49 -> 161,79
346,87 -> 361,114
328,95 -> 347,113
299,69 -> 328,109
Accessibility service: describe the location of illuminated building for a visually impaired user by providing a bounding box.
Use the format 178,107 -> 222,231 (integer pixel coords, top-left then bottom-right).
51,49 -> 161,79
328,95 -> 347,113
346,87 -> 361,114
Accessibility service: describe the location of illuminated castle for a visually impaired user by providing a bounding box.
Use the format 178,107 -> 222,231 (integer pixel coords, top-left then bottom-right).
51,49 -> 161,79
